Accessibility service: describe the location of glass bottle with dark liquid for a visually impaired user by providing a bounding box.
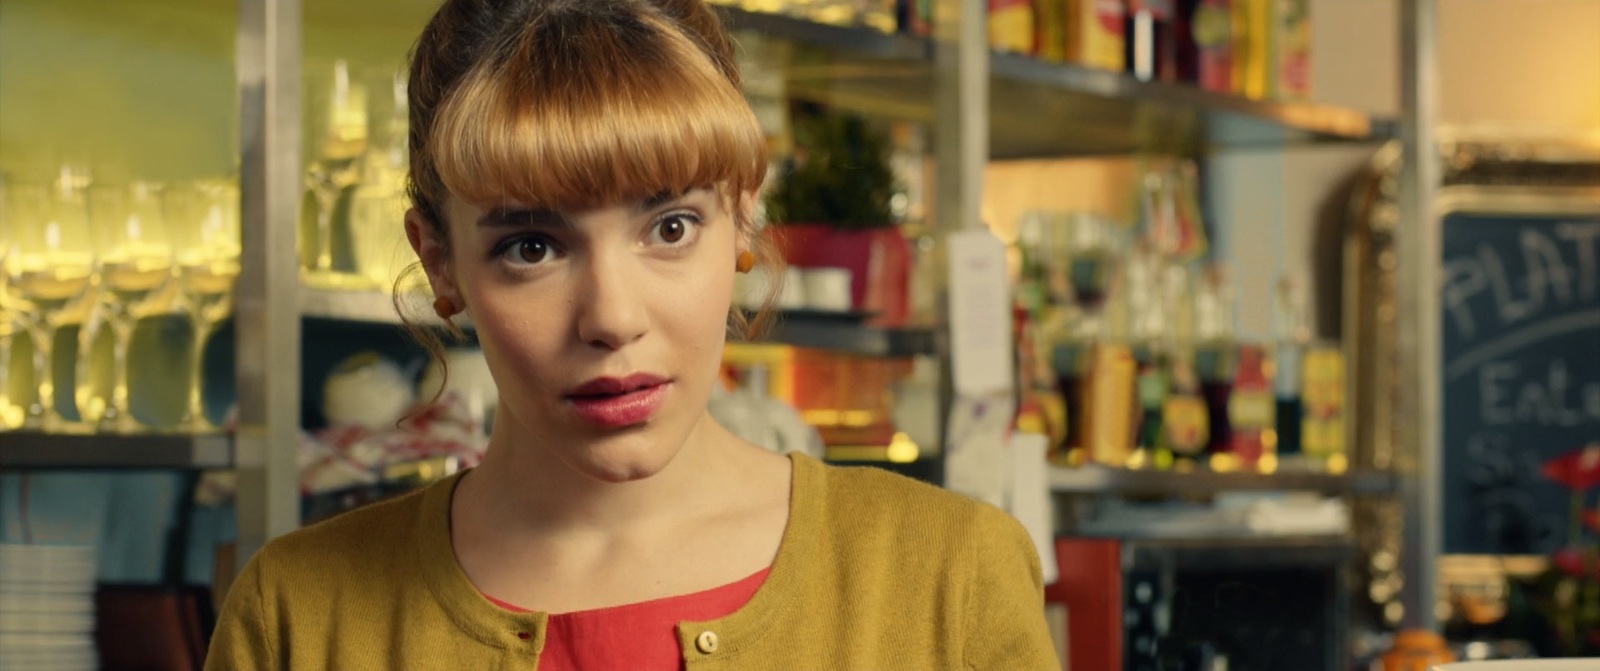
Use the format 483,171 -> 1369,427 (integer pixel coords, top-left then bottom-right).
1193,266 -> 1235,459
1052,214 -> 1118,465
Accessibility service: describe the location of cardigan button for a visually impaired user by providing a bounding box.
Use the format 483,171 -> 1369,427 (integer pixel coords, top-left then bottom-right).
695,630 -> 720,654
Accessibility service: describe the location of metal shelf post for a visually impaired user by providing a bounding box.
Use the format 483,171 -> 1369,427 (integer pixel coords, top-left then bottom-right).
235,0 -> 304,562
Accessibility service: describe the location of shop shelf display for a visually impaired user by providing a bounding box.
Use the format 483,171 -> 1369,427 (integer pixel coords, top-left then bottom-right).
712,5 -> 1395,158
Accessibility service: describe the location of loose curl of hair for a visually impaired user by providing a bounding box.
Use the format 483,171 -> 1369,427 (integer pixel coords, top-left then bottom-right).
394,0 -> 781,390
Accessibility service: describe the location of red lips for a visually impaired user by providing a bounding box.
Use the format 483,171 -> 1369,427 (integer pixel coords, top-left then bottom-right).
566,374 -> 671,428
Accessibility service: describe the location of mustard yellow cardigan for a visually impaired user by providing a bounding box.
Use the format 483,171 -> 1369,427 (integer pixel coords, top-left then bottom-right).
206,453 -> 1059,670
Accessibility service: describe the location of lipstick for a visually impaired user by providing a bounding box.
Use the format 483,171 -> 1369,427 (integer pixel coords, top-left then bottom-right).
566,374 -> 671,429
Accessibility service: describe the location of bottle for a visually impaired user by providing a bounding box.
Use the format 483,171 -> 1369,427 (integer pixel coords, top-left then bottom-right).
1194,265 -> 1236,459
1162,265 -> 1209,469
1068,0 -> 1128,72
1125,0 -> 1178,82
1125,244 -> 1168,469
1083,259 -> 1136,468
1237,0 -> 1274,99
1274,0 -> 1312,99
1227,344 -> 1275,471
1189,0 -> 1237,93
1301,342 -> 1347,471
1271,276 -> 1307,464
989,0 -> 1037,55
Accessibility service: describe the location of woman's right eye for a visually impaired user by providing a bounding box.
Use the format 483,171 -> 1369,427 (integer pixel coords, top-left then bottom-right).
496,235 -> 560,267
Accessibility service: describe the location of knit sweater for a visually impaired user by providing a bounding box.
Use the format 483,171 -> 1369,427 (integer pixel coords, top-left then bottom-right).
205,453 -> 1059,670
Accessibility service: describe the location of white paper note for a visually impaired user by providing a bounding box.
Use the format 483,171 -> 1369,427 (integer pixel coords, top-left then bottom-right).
946,229 -> 1014,397
944,395 -> 1014,509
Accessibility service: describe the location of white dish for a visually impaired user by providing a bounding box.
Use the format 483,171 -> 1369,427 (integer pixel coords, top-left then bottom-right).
0,612 -> 94,634
0,632 -> 94,651
0,583 -> 95,597
0,596 -> 94,615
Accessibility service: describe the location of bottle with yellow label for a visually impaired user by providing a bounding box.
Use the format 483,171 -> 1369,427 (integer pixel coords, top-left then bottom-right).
1067,0 -> 1128,72
1236,0 -> 1274,99
1301,343 -> 1346,469
990,0 -> 1037,54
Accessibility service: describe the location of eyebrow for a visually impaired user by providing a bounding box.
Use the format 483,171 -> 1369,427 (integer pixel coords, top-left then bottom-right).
475,188 -> 712,229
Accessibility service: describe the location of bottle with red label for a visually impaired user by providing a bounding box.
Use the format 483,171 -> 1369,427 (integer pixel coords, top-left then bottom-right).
1227,344 -> 1275,470
1183,0 -> 1236,92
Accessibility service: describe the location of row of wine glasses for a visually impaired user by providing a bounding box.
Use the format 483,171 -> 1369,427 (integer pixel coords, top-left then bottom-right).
0,169 -> 239,434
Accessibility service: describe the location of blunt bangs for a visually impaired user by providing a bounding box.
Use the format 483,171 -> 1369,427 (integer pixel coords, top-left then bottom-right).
427,10 -> 767,212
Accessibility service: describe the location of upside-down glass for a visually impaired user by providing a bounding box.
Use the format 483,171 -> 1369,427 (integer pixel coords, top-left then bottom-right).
1,172 -> 98,431
304,59 -> 369,286
82,182 -> 176,432
168,180 -> 241,431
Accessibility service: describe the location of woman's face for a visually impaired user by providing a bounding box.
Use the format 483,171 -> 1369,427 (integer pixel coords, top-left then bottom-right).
434,187 -> 740,483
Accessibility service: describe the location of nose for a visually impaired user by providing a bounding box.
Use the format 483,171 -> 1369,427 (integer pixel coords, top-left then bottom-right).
573,249 -> 649,350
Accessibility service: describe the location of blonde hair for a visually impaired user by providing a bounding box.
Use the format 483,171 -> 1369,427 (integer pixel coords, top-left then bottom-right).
397,0 -> 779,378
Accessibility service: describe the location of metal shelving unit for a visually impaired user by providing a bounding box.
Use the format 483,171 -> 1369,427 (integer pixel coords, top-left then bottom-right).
0,432 -> 232,470
1050,465 -> 1400,497
718,6 -> 1395,158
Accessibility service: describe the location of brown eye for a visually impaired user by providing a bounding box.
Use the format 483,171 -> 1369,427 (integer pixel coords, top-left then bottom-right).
516,238 -> 549,264
659,218 -> 686,243
650,213 -> 700,247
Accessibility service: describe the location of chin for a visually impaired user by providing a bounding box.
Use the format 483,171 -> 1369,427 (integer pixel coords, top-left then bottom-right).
567,429 -> 686,483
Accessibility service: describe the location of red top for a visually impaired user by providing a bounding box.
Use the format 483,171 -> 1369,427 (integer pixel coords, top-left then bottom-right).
485,568 -> 771,671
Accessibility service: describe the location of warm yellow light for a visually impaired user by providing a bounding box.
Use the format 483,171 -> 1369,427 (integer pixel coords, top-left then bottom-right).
802,409 -> 841,426
1153,450 -> 1175,471
1125,449 -> 1150,470
841,410 -> 875,427
1258,454 -> 1280,475
1326,453 -> 1350,475
1210,453 -> 1239,473
886,432 -> 920,463
1261,429 -> 1279,449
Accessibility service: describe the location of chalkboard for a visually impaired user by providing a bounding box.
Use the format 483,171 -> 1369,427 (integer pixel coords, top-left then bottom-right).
1442,209 -> 1600,555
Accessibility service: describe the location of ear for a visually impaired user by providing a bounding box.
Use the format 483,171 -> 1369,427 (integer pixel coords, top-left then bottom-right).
405,207 -> 463,307
734,190 -> 760,253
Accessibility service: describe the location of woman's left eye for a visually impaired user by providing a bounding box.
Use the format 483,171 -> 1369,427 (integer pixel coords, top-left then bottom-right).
648,212 -> 701,247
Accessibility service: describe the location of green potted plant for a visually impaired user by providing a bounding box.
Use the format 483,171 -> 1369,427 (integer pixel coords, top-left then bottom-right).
764,108 -> 911,325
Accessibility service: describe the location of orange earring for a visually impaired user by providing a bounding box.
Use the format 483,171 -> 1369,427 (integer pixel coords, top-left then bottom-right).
433,296 -> 458,320
735,251 -> 755,274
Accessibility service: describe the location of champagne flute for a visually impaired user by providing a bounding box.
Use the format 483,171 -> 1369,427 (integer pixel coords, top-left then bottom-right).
168,179 -> 240,431
304,59 -> 369,286
82,182 -> 175,432
1,170 -> 98,431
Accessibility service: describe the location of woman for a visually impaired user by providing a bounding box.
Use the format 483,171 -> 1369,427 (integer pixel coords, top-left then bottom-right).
206,1 -> 1057,668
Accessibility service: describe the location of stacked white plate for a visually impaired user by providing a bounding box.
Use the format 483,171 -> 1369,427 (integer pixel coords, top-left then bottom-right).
0,544 -> 99,671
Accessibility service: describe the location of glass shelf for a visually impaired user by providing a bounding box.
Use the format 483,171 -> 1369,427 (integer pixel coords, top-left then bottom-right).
0,431 -> 232,470
1050,464 -> 1399,496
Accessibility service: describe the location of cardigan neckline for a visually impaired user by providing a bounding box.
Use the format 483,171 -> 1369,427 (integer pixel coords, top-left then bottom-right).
415,452 -> 821,662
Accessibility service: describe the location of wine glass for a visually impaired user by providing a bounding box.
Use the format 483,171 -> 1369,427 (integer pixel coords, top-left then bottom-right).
81,182 -> 175,432
168,179 -> 240,431
1,169 -> 98,431
304,59 -> 369,287
0,173 -> 19,430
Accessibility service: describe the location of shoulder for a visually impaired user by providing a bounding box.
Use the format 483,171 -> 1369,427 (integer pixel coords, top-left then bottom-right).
249,479 -> 438,582
816,460 -> 1021,534
806,459 -> 1030,563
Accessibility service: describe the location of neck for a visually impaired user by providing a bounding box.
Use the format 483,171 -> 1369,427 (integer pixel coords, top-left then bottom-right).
465,409 -> 744,534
